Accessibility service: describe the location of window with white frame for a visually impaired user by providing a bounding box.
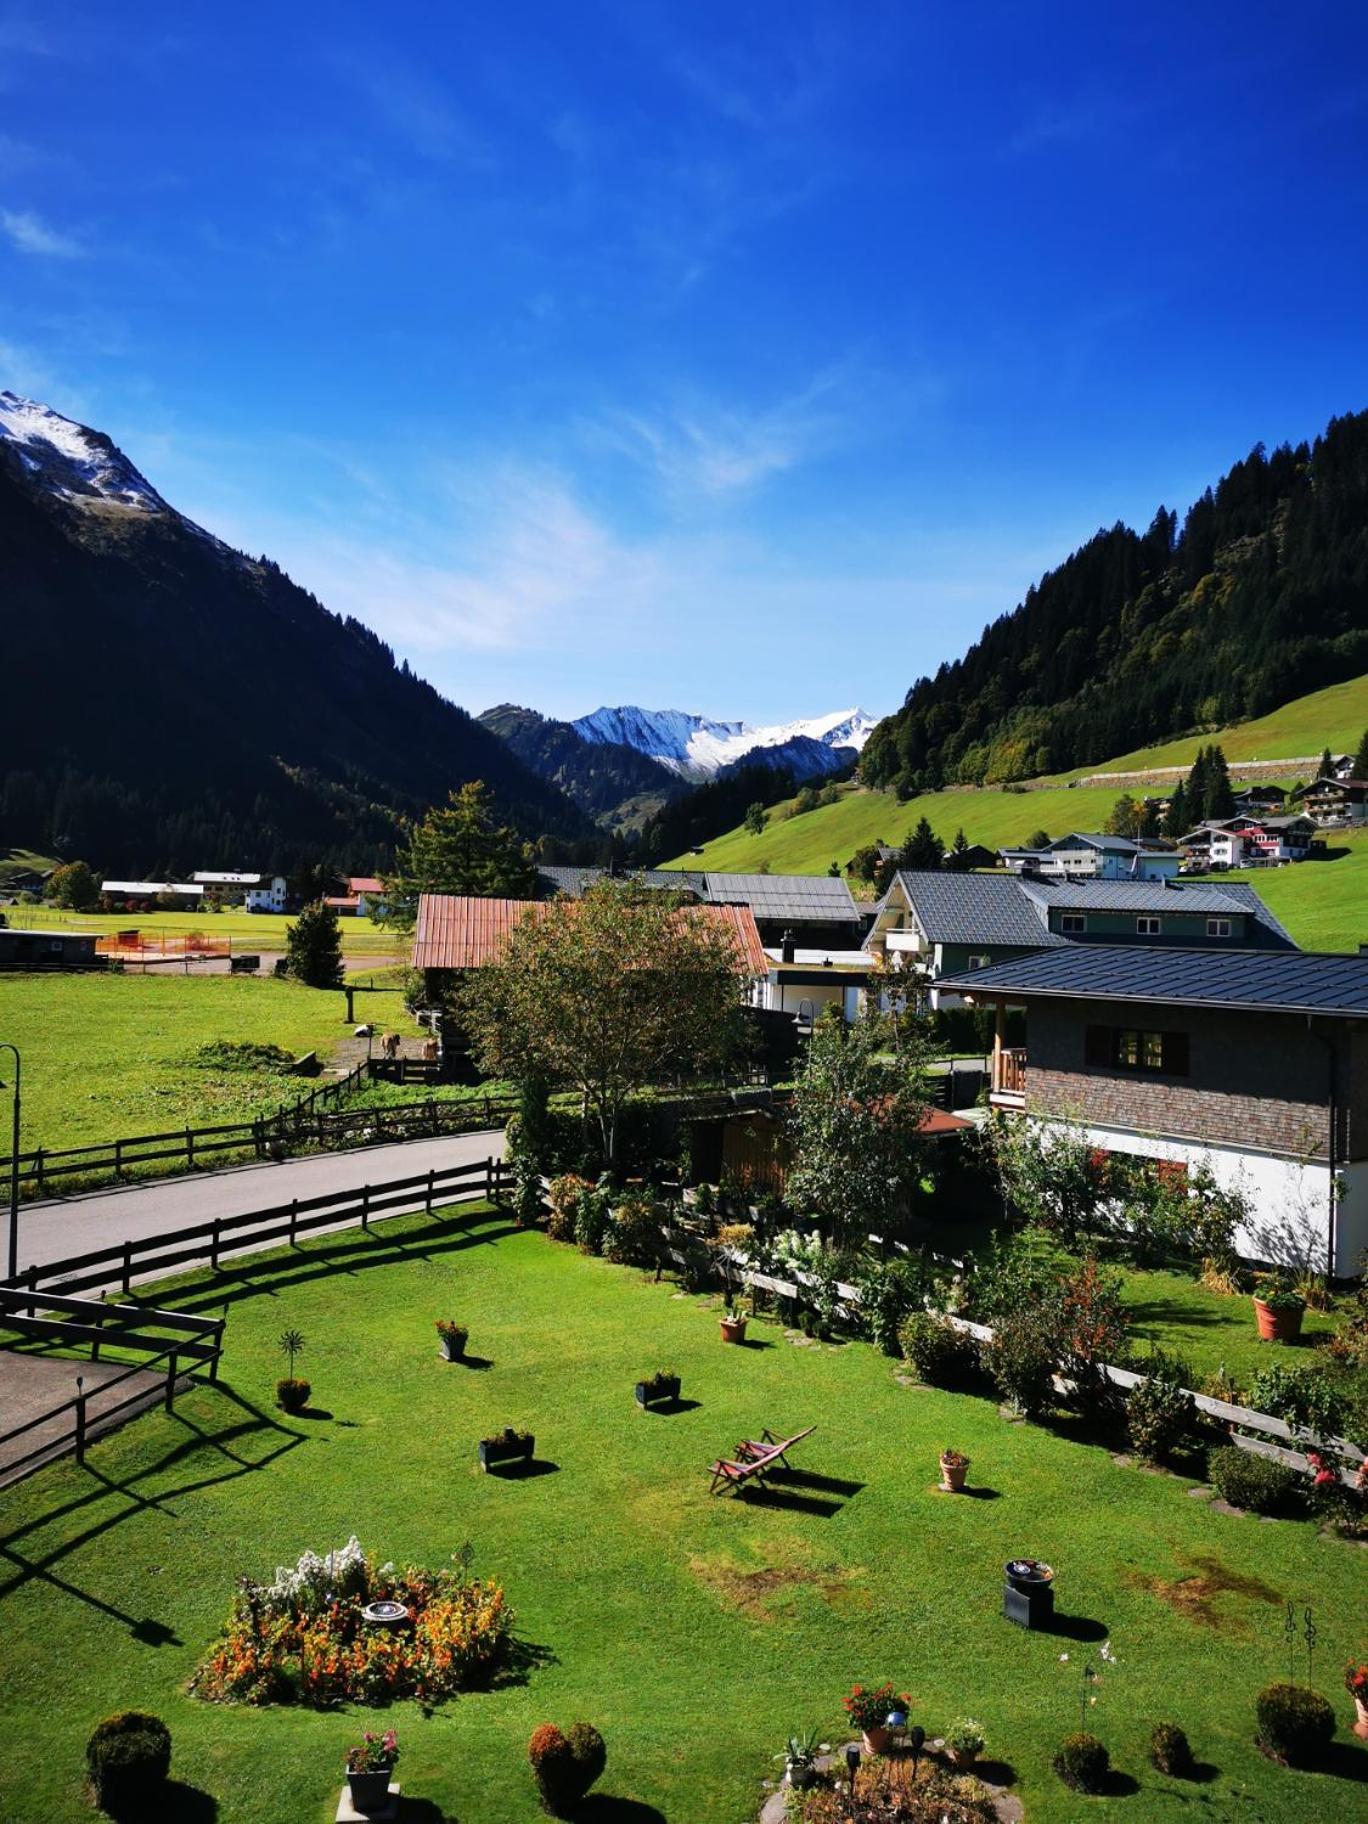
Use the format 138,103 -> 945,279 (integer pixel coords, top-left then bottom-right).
966,953 -> 990,969
1136,916 -> 1161,936
1207,917 -> 1232,937
1060,913 -> 1086,934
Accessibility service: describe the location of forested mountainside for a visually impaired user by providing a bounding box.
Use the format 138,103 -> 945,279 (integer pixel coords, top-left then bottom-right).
0,395 -> 590,875
477,703 -> 684,826
861,410 -> 1368,793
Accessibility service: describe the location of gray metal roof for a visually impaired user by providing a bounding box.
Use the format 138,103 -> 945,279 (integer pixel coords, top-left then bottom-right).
887,870 -> 1066,948
938,945 -> 1368,1017
1018,876 -> 1297,949
703,871 -> 861,923
535,866 -> 706,899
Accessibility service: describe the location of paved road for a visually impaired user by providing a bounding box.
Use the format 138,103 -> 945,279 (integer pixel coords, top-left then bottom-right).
8,1129 -> 507,1276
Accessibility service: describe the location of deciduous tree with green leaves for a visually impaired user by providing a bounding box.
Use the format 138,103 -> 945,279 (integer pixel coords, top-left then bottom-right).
786,1009 -> 934,1248
383,783 -> 535,928
459,881 -> 748,1169
45,859 -> 99,910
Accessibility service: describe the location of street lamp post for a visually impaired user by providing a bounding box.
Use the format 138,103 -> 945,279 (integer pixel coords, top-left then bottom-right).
1,1043 -> 20,1282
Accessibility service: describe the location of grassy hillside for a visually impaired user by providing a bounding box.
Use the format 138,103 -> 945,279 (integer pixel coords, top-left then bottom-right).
1059,671 -> 1368,779
664,676 -> 1368,952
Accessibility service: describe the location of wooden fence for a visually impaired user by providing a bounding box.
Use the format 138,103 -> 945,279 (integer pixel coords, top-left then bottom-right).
0,1289 -> 225,1483
658,1225 -> 1365,1488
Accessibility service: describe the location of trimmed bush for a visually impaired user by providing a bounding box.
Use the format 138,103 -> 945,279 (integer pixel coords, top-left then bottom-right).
603,1195 -> 661,1267
1052,1732 -> 1109,1793
574,1188 -> 612,1257
1127,1353 -> 1195,1463
899,1311 -> 981,1388
528,1721 -> 606,1815
546,1175 -> 590,1244
1149,1722 -> 1193,1777
276,1377 -> 311,1414
982,1307 -> 1058,1416
1255,1683 -> 1335,1767
1207,1445 -> 1301,1516
86,1712 -> 172,1816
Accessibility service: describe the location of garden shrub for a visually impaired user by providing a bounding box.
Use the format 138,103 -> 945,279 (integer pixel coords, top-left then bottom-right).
1055,1256 -> 1131,1419
1207,1445 -> 1301,1516
191,1537 -> 511,1707
527,1721 -> 606,1815
86,1713 -> 172,1816
602,1194 -> 661,1267
858,1256 -> 930,1354
966,1227 -> 1065,1323
546,1175 -> 591,1243
574,1181 -> 613,1255
898,1311 -> 981,1389
1254,1683 -> 1335,1767
1127,1351 -> 1196,1462
796,1758 -> 998,1822
1052,1732 -> 1109,1792
276,1377 -> 311,1414
1248,1363 -> 1349,1441
1149,1721 -> 1193,1776
982,1306 -> 1058,1416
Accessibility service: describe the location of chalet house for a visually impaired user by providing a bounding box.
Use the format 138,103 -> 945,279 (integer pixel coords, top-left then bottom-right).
999,833 -> 1181,881
1179,814 -> 1316,868
761,930 -> 873,1028
410,892 -> 769,1002
191,870 -> 287,911
864,871 -> 1293,1007
100,879 -> 204,906
1232,784 -> 1288,813
1295,775 -> 1368,826
943,947 -> 1368,1278
348,877 -> 387,917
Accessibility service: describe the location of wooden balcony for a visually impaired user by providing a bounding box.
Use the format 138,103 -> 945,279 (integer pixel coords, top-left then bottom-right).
990,1046 -> 1027,1105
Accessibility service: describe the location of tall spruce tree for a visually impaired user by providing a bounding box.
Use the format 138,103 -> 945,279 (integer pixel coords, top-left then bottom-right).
1352,727 -> 1368,779
1204,745 -> 1235,819
383,782 -> 536,927
1162,782 -> 1188,839
902,816 -> 944,871
286,900 -> 344,989
1319,746 -> 1335,781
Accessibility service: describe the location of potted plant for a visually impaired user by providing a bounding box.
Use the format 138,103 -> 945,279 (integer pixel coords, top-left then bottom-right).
479,1426 -> 535,1470
276,1327 -> 310,1413
1347,1660 -> 1368,1740
719,1292 -> 749,1344
436,1319 -> 468,1362
939,1447 -> 970,1493
774,1727 -> 822,1790
634,1369 -> 681,1409
1253,1277 -> 1306,1343
943,1718 -> 985,1769
345,1729 -> 399,1812
843,1683 -> 908,1757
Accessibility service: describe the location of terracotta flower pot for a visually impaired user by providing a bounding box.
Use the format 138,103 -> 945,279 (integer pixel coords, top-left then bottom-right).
940,1455 -> 969,1493
861,1725 -> 892,1755
720,1315 -> 748,1343
1254,1297 -> 1304,1343
1354,1696 -> 1368,1741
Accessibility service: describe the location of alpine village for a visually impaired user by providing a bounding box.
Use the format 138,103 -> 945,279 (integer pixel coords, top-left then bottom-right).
2,12 -> 1368,1824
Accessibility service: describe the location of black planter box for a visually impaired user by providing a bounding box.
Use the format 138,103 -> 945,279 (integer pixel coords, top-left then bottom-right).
479,1435 -> 534,1470
635,1375 -> 681,1409
1003,1571 -> 1054,1629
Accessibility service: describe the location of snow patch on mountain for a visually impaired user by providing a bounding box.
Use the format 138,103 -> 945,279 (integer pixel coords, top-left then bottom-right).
0,391 -> 169,513
572,704 -> 876,781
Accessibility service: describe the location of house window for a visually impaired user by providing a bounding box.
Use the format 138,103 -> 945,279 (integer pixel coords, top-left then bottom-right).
1136,916 -> 1161,936
1085,1024 -> 1189,1075
1060,913 -> 1086,934
966,953 -> 990,970
1207,917 -> 1232,937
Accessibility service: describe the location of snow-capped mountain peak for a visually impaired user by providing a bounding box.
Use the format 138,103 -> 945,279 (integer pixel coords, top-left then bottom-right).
0,391 -> 168,513
571,704 -> 876,781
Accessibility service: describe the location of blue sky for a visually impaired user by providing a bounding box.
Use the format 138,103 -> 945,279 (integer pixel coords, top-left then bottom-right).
3,2 -> 1367,724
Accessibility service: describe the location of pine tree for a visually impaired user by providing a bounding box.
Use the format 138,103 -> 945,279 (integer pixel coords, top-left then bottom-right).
1137,798 -> 1161,839
1352,727 -> 1368,779
286,900 -> 344,989
384,782 -> 536,927
945,828 -> 972,871
1205,745 -> 1234,820
1163,780 -> 1188,838
902,816 -> 943,871
1319,745 -> 1334,781
1185,748 -> 1211,822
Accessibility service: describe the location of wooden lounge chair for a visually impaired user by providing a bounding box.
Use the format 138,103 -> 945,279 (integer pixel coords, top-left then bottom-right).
708,1425 -> 815,1494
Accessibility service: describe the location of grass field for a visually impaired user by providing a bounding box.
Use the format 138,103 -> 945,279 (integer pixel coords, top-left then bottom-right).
0,973 -> 367,1153
1,1205 -> 1363,1824
1,904 -> 405,958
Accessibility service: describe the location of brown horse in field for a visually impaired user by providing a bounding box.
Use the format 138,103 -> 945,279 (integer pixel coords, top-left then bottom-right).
381,1031 -> 402,1059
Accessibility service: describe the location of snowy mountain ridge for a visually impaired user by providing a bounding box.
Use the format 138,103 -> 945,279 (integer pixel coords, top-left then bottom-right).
0,391 -> 171,514
571,704 -> 876,780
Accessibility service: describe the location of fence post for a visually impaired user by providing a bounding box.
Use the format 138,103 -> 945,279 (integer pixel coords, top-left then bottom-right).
35,1146 -> 45,1197
74,1375 -> 87,1466
485,1158 -> 493,1203
360,1185 -> 370,1233
209,1312 -> 225,1384
91,1291 -> 105,1362
25,1263 -> 37,1317
114,1137 -> 123,1176
186,1125 -> 195,1169
253,1117 -> 264,1160
164,1350 -> 178,1412
122,1240 -> 132,1295
426,1168 -> 435,1214
210,1219 -> 221,1272
289,1198 -> 298,1247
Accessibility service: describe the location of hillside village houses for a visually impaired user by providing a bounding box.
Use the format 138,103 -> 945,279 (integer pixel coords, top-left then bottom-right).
1178,812 -> 1318,868
99,872 -> 288,910
998,831 -> 1182,879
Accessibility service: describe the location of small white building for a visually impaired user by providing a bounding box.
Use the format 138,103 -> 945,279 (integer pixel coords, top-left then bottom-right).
101,879 -> 204,904
999,834 -> 1181,881
190,871 -> 288,911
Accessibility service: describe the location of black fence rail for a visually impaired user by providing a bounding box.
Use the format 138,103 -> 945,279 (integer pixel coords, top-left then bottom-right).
0,1289 -> 226,1484
1,1154 -> 513,1301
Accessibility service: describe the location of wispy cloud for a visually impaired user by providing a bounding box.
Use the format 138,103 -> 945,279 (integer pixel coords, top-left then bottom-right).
334,52 -> 494,168
0,206 -> 83,257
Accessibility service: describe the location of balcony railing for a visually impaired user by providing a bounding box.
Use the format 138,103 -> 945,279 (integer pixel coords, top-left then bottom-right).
991,1047 -> 1027,1097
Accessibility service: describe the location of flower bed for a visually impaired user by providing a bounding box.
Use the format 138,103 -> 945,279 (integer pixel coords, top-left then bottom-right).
191,1537 -> 512,1707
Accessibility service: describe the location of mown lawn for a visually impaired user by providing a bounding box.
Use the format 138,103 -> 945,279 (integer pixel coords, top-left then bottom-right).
1,1207 -> 1363,1824
0,972 -> 366,1154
